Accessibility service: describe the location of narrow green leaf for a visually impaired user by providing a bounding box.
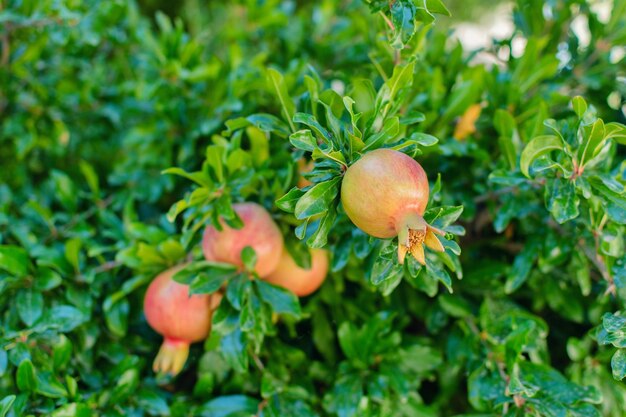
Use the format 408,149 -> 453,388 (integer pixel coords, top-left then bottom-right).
363,117 -> 400,150
256,280 -> 301,317
17,359 -> 37,392
579,119 -> 606,167
276,187 -> 305,213
604,122 -> 626,144
289,130 -> 317,152
425,0 -> 451,16
267,68 -> 296,132
571,96 -> 587,118
294,177 -> 341,220
0,395 -> 16,417
162,167 -> 213,188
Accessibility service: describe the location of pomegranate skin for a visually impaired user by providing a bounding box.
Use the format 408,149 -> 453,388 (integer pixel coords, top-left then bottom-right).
341,149 -> 429,238
144,265 -> 212,343
202,202 -> 284,277
264,249 -> 329,297
144,265 -> 217,375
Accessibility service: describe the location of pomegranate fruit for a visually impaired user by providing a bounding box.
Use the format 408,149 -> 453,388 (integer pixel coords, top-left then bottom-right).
202,202 -> 284,277
340,148 -> 444,264
144,265 -> 216,375
264,248 -> 329,296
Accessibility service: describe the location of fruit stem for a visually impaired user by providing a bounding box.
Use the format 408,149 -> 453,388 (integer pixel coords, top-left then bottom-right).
396,213 -> 445,265
153,338 -> 190,376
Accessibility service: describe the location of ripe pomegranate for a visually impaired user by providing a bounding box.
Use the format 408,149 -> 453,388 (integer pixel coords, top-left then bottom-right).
202,202 -> 284,277
340,148 -> 444,264
264,248 -> 329,296
144,265 -> 216,375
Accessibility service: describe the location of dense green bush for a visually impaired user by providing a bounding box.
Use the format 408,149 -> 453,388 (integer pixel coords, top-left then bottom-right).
1,0 -> 625,415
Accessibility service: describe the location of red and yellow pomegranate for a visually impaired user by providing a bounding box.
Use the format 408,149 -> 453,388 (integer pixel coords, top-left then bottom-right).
144,265 -> 217,375
264,248 -> 329,296
340,148 -> 444,264
202,202 -> 284,277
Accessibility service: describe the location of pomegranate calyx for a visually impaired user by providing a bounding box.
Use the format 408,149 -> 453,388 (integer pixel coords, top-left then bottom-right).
397,213 -> 446,265
153,338 -> 190,376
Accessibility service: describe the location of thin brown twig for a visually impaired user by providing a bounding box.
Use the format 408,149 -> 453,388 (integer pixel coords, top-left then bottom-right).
251,350 -> 265,371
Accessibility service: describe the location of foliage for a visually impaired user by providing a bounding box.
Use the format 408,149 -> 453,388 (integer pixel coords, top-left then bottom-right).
0,0 -> 625,416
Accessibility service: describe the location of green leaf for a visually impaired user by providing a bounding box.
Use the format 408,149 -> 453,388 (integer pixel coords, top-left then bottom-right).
425,0 -> 451,16
199,395 -> 259,417
307,206 -> 337,248
16,289 -> 43,326
42,306 -> 88,332
0,396 -> 15,417
104,299 -> 129,337
53,335 -> 72,371
408,132 -> 438,146
205,145 -> 226,183
224,114 -> 290,138
426,261 -> 453,293
256,280 -> 301,317
571,96 -> 587,118
79,160 -> 100,195
240,246 -> 257,272
520,135 -> 563,177
611,349 -> 626,380
0,245 -> 30,276
219,329 -> 249,373
588,176 -> 626,224
289,130 -> 316,152
545,178 -> 580,224
36,371 -> 68,398
604,122 -> 626,144
276,187 -> 305,213
294,177 -> 341,220
494,109 -> 517,169
578,118 -> 606,167
363,117 -> 400,150
163,167 -> 214,188
505,242 -> 539,293
267,68 -> 296,132
17,359 -> 37,392
65,238 -> 82,272
293,113 -> 333,144
0,350 -> 6,377
390,0 -> 417,49
324,376 -> 363,417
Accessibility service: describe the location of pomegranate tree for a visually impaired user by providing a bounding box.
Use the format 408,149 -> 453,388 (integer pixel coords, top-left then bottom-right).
340,148 -> 444,264
144,265 -> 216,375
264,248 -> 329,296
202,202 -> 284,277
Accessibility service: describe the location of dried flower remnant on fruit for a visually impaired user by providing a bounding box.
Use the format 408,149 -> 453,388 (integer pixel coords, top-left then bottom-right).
397,218 -> 445,265
144,265 -> 213,376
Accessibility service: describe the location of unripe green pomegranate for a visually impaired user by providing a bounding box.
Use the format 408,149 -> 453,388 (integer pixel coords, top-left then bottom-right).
264,248 -> 329,296
202,202 -> 284,277
144,265 -> 217,376
340,149 -> 444,264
